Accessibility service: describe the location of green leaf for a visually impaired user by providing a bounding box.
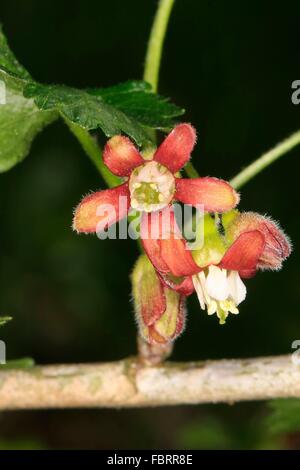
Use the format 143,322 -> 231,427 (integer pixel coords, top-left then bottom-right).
0,89 -> 56,172
88,80 -> 184,130
24,80 -> 184,146
265,399 -> 300,435
24,82 -> 151,146
0,25 -> 31,90
0,25 -> 185,170
0,316 -> 12,327
0,27 -> 57,172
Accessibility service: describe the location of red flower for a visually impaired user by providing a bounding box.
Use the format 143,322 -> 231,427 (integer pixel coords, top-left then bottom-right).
192,212 -> 292,324
73,123 -> 239,236
223,211 -> 292,275
72,124 -> 241,335
133,210 -> 291,339
140,206 -> 199,293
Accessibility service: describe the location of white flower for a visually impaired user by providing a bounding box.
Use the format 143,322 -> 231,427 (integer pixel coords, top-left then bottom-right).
192,265 -> 246,324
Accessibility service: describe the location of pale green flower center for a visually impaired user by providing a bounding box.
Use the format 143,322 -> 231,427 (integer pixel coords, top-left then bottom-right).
129,161 -> 175,212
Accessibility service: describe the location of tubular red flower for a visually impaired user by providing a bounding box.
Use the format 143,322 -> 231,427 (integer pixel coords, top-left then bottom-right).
158,272 -> 195,296
219,230 -> 265,278
153,123 -> 197,173
191,209 -> 292,323
103,135 -> 144,176
73,123 -> 238,237
73,123 -> 242,318
225,212 -> 292,271
175,177 -> 240,212
73,183 -> 130,234
141,208 -> 200,278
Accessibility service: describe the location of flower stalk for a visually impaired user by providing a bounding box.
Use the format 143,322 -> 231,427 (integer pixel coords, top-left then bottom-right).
65,120 -> 120,188
143,0 -> 176,92
230,129 -> 300,190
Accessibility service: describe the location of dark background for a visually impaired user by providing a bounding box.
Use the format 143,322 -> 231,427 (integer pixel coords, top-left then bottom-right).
0,0 -> 299,449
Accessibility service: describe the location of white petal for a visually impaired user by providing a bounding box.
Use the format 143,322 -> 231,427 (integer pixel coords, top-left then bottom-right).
192,274 -> 206,310
198,271 -> 212,305
227,270 -> 247,305
207,299 -> 217,315
205,265 -> 229,301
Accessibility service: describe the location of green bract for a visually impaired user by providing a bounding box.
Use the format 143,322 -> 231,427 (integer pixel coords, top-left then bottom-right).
192,214 -> 227,268
221,209 -> 240,244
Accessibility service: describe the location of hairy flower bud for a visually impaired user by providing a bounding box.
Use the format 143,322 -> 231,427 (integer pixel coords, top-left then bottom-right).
224,211 -> 291,271
190,209 -> 292,323
131,255 -> 186,344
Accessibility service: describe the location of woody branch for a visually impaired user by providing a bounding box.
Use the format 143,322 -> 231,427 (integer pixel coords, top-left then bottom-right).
0,354 -> 299,410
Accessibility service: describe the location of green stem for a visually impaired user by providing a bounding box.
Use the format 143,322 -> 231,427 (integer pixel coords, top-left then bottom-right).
143,0 -> 176,92
230,130 -> 300,190
68,0 -> 176,181
184,162 -> 200,178
65,120 -> 121,188
144,0 -> 200,178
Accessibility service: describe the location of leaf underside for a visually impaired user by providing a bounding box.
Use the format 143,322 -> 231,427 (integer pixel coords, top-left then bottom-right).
0,89 -> 57,172
0,26 -> 57,171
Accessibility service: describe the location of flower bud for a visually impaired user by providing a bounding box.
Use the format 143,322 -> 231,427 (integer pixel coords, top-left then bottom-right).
131,255 -> 186,344
224,211 -> 291,271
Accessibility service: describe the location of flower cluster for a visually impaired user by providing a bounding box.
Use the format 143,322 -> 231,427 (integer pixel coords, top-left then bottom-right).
73,124 -> 291,344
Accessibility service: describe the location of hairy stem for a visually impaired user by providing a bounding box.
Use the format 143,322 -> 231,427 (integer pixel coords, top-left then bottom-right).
144,0 -> 176,92
0,355 -> 299,409
137,335 -> 174,366
65,120 -> 120,188
230,130 -> 300,190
